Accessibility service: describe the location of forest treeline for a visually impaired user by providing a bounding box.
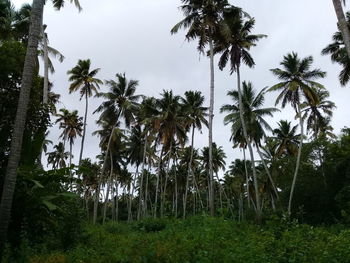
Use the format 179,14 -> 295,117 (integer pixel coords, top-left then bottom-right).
1,0 -> 350,261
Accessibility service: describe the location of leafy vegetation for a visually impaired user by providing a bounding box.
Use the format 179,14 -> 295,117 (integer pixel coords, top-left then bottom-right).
1,0 -> 350,261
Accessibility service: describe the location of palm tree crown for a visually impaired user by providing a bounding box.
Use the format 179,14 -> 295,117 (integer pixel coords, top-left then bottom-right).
269,52 -> 326,111
220,81 -> 279,146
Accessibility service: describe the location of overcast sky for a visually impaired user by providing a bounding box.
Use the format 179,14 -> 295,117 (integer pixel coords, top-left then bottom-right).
12,0 -> 350,170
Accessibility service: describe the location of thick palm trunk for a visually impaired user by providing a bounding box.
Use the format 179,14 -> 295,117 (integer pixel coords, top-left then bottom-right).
236,67 -> 261,221
183,125 -> 195,218
42,26 -> 49,104
288,104 -> 304,216
79,92 -> 88,166
332,0 -> 350,58
208,38 -> 215,217
0,0 -> 44,256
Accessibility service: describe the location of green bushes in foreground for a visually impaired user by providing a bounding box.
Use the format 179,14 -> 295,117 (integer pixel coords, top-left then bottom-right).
10,216 -> 350,263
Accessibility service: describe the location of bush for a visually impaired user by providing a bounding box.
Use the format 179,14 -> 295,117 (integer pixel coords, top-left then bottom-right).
135,218 -> 167,232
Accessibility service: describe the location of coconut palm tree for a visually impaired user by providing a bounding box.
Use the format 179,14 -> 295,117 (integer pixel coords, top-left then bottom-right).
46,142 -> 70,169
171,0 -> 237,216
181,90 -> 208,218
201,142 -> 226,213
56,109 -> 83,168
214,13 -> 266,220
332,0 -> 350,58
41,25 -> 65,103
322,12 -> 350,86
273,120 -> 300,158
220,81 -> 279,201
67,59 -> 102,165
148,90 -> 186,217
301,89 -> 336,139
0,0 -> 81,253
269,52 -> 326,216
93,73 -> 141,224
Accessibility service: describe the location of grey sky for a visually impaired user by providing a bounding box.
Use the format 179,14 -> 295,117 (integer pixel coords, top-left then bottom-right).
12,0 -> 349,170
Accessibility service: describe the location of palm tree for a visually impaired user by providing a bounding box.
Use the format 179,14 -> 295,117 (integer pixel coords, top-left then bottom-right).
220,81 -> 279,202
181,90 -> 208,218
0,0 -> 81,253
301,89 -> 336,139
201,143 -> 226,213
46,142 -> 69,169
93,73 -> 141,224
56,109 -> 83,168
273,120 -> 300,158
67,59 -> 102,165
41,24 -> 65,103
332,0 -> 350,58
269,52 -> 326,216
214,14 -> 266,220
322,12 -> 350,86
148,90 -> 186,217
136,97 -> 158,218
171,0 -> 236,216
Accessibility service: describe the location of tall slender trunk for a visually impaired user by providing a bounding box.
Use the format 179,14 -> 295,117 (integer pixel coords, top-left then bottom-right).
144,162 -> 150,217
154,147 -> 164,218
174,158 -> 178,218
42,26 -> 49,104
236,67 -> 261,222
102,152 -> 113,223
0,0 -> 45,256
288,104 -> 304,216
161,143 -> 172,218
243,148 -> 250,208
208,38 -> 215,217
79,92 -> 88,166
128,167 -> 138,222
332,0 -> 350,58
138,133 -> 148,220
94,118 -> 119,224
183,125 -> 195,218
256,145 -> 279,200
115,179 -> 119,221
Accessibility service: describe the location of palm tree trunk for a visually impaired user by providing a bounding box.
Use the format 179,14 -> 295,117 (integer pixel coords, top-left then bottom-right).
42,26 -> 49,104
144,162 -> 150,217
243,148 -> 250,208
174,158 -> 178,218
102,152 -> 113,223
94,118 -> 119,224
128,168 -> 138,222
332,0 -> 350,58
288,104 -> 304,216
161,143 -> 173,218
79,92 -> 88,166
208,38 -> 215,217
115,179 -> 119,221
236,67 -> 261,222
154,146 -> 164,218
256,145 -> 279,200
183,125 -> 195,218
138,133 -> 148,220
0,0 -> 44,255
